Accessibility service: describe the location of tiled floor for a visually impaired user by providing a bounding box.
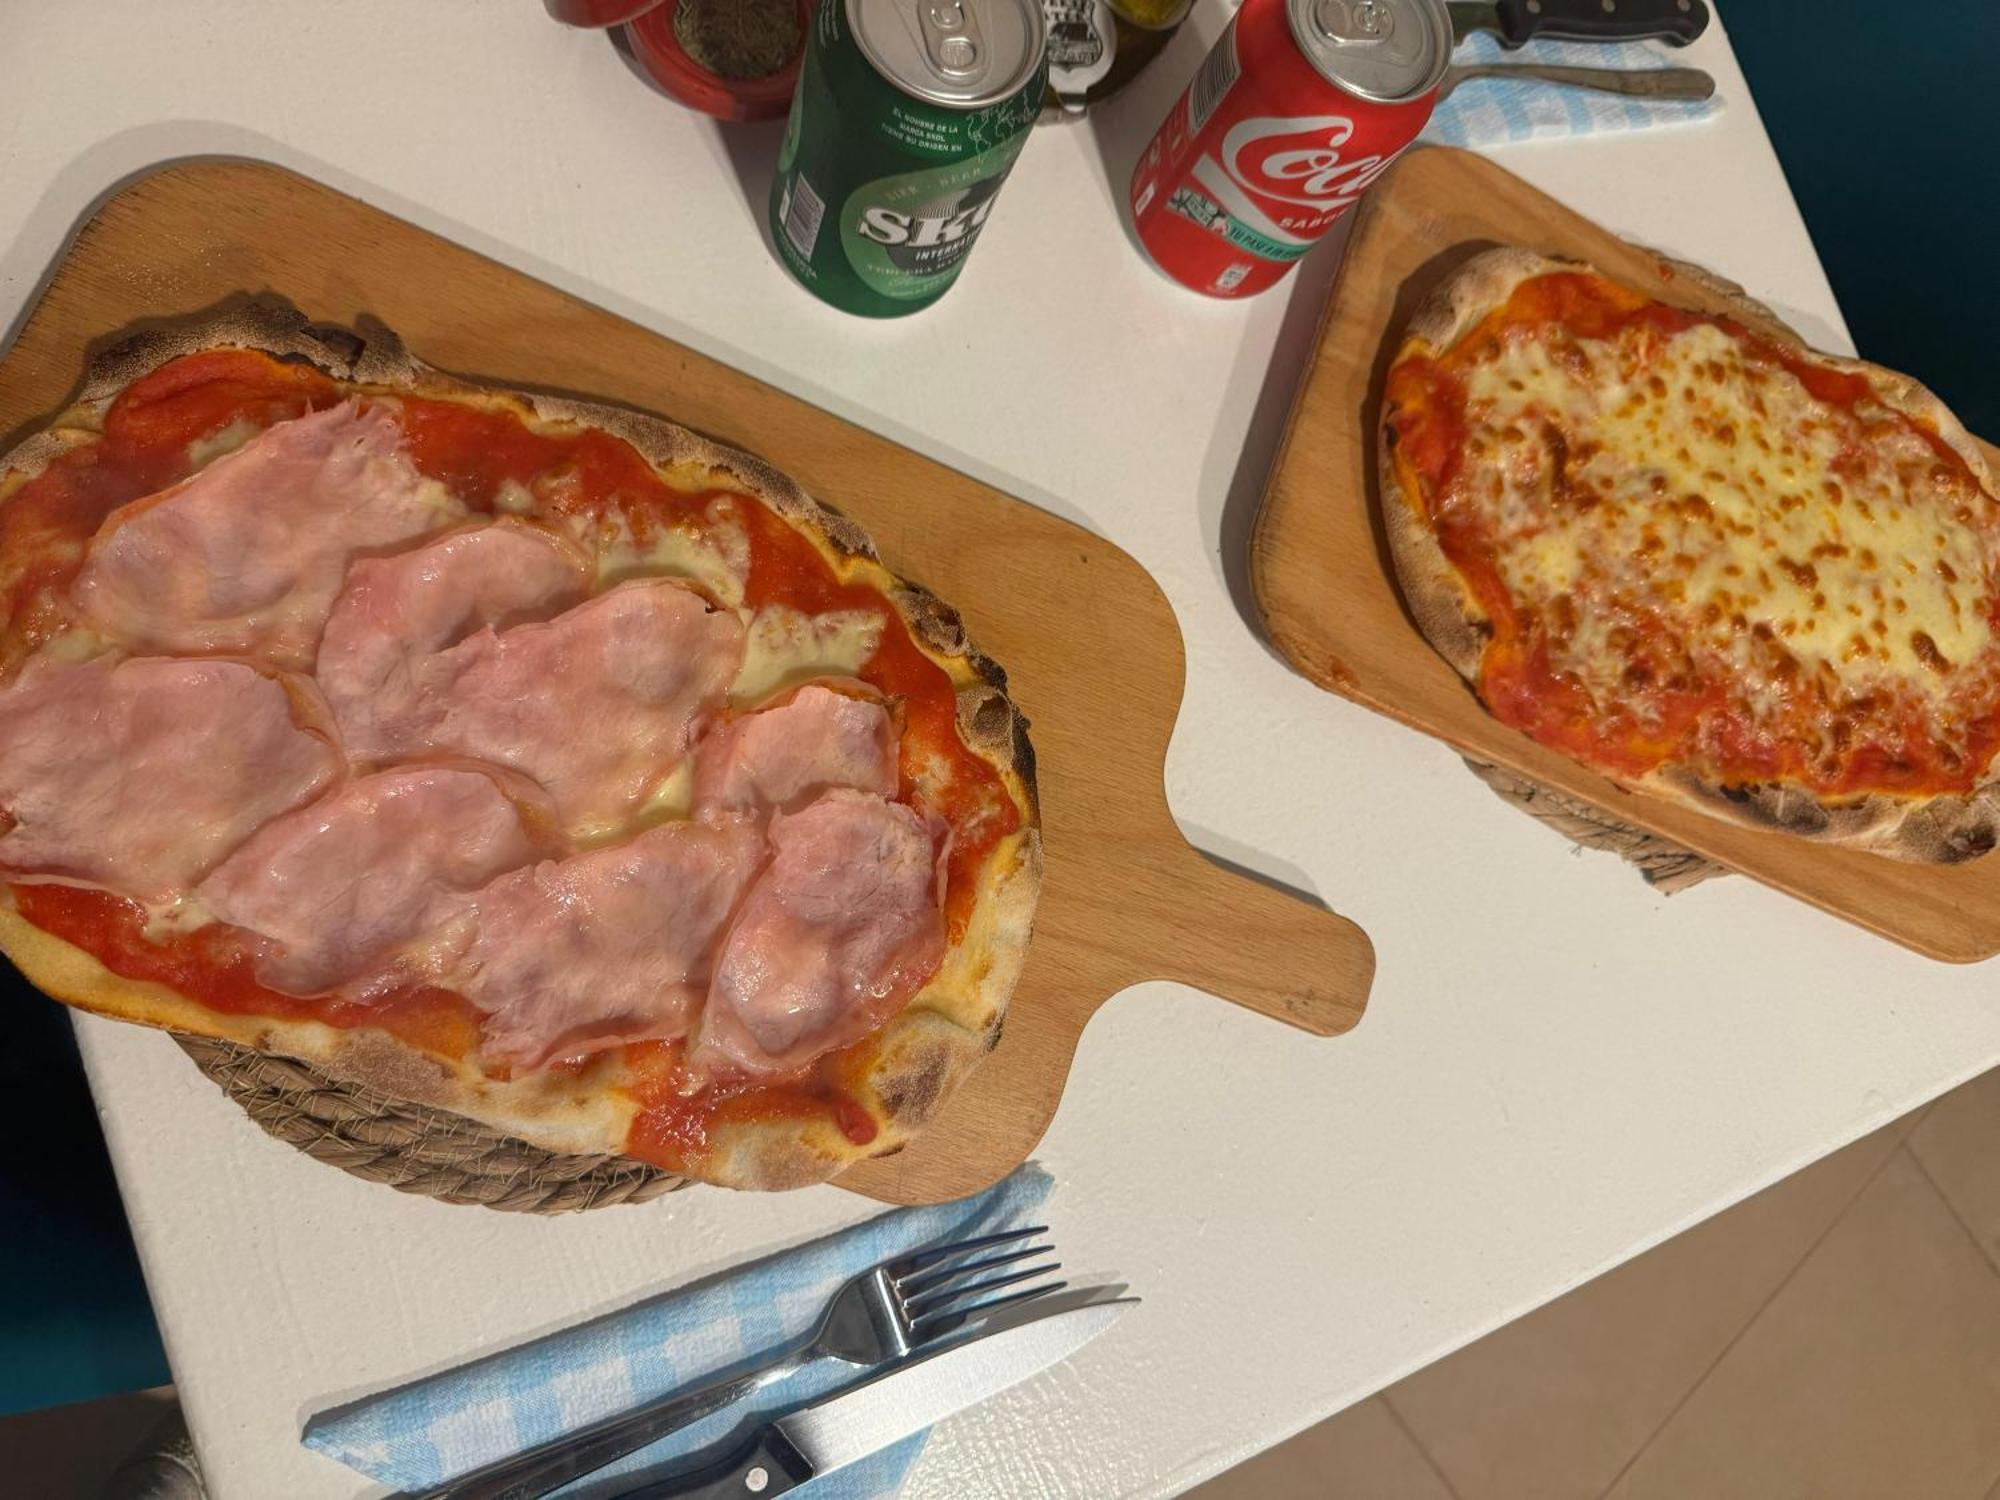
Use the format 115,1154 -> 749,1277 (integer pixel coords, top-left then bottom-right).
1193,1064 -> 2000,1500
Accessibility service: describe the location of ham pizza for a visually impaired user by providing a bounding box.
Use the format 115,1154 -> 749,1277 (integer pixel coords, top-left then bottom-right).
1380,248 -> 2000,861
0,305 -> 1040,1190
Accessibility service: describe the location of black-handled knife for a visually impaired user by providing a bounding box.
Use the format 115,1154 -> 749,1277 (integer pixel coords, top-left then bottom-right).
611,1297 -> 1133,1499
1448,0 -> 1710,48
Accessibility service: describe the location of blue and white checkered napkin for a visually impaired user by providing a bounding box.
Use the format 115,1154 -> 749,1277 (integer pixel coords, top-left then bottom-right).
1423,33 -> 1721,147
304,1165 -> 1055,1499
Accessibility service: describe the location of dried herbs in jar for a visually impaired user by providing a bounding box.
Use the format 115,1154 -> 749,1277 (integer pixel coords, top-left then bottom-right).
673,0 -> 802,79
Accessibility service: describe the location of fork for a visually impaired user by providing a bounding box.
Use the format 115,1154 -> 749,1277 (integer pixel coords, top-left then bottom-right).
417,1224 -> 1064,1500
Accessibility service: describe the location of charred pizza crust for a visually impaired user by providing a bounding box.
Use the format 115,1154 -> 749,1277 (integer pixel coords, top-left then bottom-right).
1379,247 -> 2000,862
0,300 -> 1042,1191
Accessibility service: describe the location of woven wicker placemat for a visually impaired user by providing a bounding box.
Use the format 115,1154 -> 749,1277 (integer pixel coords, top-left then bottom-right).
1464,759 -> 1732,894
175,1035 -> 685,1213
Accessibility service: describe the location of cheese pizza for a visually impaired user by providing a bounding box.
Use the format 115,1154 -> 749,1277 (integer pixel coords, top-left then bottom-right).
0,304 -> 1040,1190
1380,248 -> 2000,860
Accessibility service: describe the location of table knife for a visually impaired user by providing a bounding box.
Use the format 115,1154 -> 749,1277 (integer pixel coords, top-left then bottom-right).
1448,0 -> 1710,49
610,1297 -> 1134,1499
1437,61 -> 1714,103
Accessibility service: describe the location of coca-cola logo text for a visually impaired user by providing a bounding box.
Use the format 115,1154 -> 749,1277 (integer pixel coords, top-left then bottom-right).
1221,115 -> 1402,210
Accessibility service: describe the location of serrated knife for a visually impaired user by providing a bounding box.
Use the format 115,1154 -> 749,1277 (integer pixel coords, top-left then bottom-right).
1448,0 -> 1710,49
611,1297 -> 1134,1499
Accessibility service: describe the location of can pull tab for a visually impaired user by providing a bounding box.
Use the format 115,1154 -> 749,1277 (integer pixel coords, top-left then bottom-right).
919,0 -> 985,79
1311,0 -> 1394,44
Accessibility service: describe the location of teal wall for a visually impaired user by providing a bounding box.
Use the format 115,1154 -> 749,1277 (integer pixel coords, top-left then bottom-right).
1726,2 -> 1997,435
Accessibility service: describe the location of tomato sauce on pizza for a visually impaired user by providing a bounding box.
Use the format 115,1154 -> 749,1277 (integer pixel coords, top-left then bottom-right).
1384,268 -> 2000,804
0,347 -> 1023,1172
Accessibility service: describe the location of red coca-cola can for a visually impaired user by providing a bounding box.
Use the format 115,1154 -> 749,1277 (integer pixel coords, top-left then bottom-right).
1130,0 -> 1449,297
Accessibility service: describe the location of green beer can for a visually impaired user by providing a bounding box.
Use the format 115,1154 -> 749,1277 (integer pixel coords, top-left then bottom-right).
769,0 -> 1048,316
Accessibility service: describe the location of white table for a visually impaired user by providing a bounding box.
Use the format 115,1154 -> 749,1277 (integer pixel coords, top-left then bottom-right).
6,3 -> 1994,1496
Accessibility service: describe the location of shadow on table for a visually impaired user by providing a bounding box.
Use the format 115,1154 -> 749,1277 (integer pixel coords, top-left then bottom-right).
605,22 -> 787,247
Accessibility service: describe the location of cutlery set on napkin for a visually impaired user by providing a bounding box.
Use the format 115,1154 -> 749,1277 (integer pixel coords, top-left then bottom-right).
306,1167 -> 1128,1500
1426,0 -> 1723,147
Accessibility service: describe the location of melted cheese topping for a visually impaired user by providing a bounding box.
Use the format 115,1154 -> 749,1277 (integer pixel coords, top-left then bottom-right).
185,416 -> 264,471
568,499 -> 750,608
731,606 -> 885,706
634,758 -> 695,824
573,758 -> 698,849
1452,316 -> 1999,762
140,894 -> 215,942
37,627 -> 114,664
493,479 -> 537,515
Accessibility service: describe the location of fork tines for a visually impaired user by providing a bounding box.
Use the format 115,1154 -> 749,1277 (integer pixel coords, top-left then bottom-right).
893,1224 -> 1065,1334
894,1223 -> 1047,1274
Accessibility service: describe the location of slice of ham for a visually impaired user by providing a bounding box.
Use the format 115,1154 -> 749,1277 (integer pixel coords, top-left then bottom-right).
448,815 -> 765,1068
72,402 -> 459,668
694,788 -> 945,1077
318,519 -> 592,758
0,656 -> 342,901
692,683 -> 898,819
196,764 -> 549,996
366,578 -> 744,831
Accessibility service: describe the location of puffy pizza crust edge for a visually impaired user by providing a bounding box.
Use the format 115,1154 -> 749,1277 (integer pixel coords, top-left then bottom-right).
1378,247 -> 1568,682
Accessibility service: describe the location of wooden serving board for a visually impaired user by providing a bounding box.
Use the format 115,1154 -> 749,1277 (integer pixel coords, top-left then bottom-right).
1253,145 -> 2000,963
0,161 -> 1375,1205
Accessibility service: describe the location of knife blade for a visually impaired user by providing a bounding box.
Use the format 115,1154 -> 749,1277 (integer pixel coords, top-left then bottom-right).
613,1297 -> 1134,1499
1448,0 -> 1710,49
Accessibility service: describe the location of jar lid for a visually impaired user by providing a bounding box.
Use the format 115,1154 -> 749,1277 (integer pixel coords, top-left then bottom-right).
545,0 -> 670,28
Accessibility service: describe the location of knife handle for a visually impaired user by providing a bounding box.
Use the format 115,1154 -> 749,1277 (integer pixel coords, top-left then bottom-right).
1489,0 -> 1710,48
413,1351 -> 810,1500
614,1427 -> 815,1499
